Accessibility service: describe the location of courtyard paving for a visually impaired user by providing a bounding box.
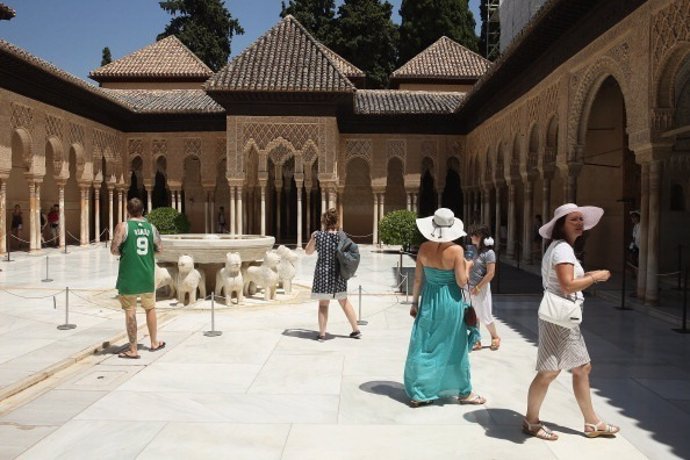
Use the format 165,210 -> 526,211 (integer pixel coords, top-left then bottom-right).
0,245 -> 689,459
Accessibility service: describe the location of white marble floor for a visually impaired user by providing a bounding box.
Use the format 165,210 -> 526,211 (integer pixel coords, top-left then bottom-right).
0,245 -> 689,459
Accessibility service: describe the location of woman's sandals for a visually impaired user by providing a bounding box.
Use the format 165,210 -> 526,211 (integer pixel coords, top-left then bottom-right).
584,421 -> 620,438
490,337 -> 501,351
457,393 -> 486,405
522,419 -> 559,441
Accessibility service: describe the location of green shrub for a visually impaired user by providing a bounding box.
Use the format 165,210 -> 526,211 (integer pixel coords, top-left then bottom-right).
378,210 -> 423,250
146,207 -> 190,234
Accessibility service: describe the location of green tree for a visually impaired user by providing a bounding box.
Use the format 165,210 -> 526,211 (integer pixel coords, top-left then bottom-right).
157,0 -> 244,72
398,0 -> 478,65
280,0 -> 337,48
478,0 -> 500,60
101,47 -> 112,66
378,210 -> 423,250
332,0 -> 398,88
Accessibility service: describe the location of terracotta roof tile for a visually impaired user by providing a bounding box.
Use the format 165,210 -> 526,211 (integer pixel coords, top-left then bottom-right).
318,43 -> 365,78
355,90 -> 465,115
205,15 -> 355,93
101,89 -> 224,114
0,3 -> 15,20
391,36 -> 491,80
90,35 -> 213,82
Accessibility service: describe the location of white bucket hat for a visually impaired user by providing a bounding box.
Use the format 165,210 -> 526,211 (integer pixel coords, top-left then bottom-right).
416,208 -> 466,243
538,203 -> 604,239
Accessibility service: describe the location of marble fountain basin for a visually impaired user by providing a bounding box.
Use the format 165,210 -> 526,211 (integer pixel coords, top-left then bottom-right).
158,234 -> 276,264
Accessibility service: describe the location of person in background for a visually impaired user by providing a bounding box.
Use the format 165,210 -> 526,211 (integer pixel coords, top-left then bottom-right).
523,203 -> 618,441
628,210 -> 640,265
48,204 -> 59,247
404,208 -> 484,407
305,208 -> 361,341
217,206 -> 227,233
468,225 -> 500,351
111,198 -> 165,359
11,204 -> 22,249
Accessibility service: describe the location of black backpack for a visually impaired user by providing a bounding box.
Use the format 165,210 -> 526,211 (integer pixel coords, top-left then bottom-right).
336,231 -> 360,280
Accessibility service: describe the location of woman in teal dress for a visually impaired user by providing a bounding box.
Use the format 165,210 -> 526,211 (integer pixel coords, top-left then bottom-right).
404,208 -> 485,406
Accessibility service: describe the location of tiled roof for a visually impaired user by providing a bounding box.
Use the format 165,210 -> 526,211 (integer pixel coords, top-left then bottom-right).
89,35 -> 213,82
318,44 -> 365,79
0,2 -> 15,20
205,15 -> 355,93
391,36 -> 491,80
354,90 -> 465,115
101,89 -> 224,114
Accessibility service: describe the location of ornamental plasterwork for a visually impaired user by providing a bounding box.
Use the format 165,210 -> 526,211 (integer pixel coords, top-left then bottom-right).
45,114 -> 63,139
68,122 -> 84,147
152,139 -> 167,158
345,139 -> 372,163
421,140 -> 437,158
10,103 -> 33,130
128,138 -> 143,159
216,138 -> 225,165
651,0 -> 690,78
302,142 -> 318,166
541,83 -> 560,119
184,138 -> 202,158
386,139 -> 406,166
243,122 -> 319,151
268,142 -> 293,166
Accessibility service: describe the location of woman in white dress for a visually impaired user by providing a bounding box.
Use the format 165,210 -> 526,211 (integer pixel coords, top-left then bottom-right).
523,203 -> 619,441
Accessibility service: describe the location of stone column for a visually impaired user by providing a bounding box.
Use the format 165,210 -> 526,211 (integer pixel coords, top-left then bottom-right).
57,183 -> 66,248
237,186 -> 243,235
406,192 -> 412,212
296,183 -> 303,248
204,191 -> 209,233
107,186 -> 114,242
305,183 -> 312,234
637,163 -> 649,298
462,192 -> 469,223
260,184 -> 266,236
117,189 -> 123,226
645,160 -> 661,304
229,186 -> 236,235
542,177 -> 551,255
210,191 -> 215,232
80,186 -> 88,246
145,185 -> 152,214
378,192 -> 385,222
0,180 -> 5,254
507,183 -> 516,259
337,187 -> 344,229
321,188 -> 326,215
35,182 -> 42,250
437,190 -> 443,209
494,185 -> 502,251
328,189 -> 337,210
94,187 -> 101,242
412,193 -> 418,213
372,193 -> 379,245
27,181 -> 37,251
475,189 -> 482,223
275,186 -> 282,240
522,180 -> 533,264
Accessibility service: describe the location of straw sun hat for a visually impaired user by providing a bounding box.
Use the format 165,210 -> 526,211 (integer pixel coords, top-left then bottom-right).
538,203 -> 604,239
416,208 -> 467,243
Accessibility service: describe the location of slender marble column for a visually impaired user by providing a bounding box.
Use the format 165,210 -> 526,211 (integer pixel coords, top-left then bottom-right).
28,182 -> 37,251
542,179 -> 551,255
237,186 -> 243,236
378,193 -> 385,221
494,186 -> 502,251
58,185 -> 66,248
108,187 -> 114,242
305,185 -> 311,234
260,186 -> 266,236
412,193 -> 418,214
94,188 -> 101,242
637,163 -> 649,298
35,182 -> 42,250
204,192 -> 209,233
321,189 -> 326,215
406,193 -> 412,212
230,186 -> 236,235
645,160 -> 661,304
117,190 -> 123,226
372,194 -> 379,245
0,180 -> 5,254
210,192 -> 215,232
80,186 -> 88,246
507,184 -> 516,259
275,188 -> 282,240
146,187 -> 152,214
337,189 -> 344,229
296,184 -> 303,248
437,191 -> 442,209
522,181 -> 533,263
328,189 -> 336,210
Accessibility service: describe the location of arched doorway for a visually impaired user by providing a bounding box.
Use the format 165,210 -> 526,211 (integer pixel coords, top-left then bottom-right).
7,130 -> 31,251
41,139 -> 60,247
182,155 -> 203,232
215,159 -> 229,233
419,157 -> 436,218
442,157 -> 462,216
343,157 -> 373,244
152,156 -> 170,209
65,147 -> 81,247
385,157 -> 406,214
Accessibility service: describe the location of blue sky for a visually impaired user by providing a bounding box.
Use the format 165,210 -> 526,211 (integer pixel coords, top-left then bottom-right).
0,0 -> 481,83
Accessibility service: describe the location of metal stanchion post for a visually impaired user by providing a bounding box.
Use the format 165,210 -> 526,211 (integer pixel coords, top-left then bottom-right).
57,286 -> 76,330
357,284 -> 367,326
405,274 -> 409,303
677,246 -> 683,290
673,268 -> 689,334
42,255 -> 53,283
204,292 -> 222,337
4,233 -> 14,262
617,245 -> 630,310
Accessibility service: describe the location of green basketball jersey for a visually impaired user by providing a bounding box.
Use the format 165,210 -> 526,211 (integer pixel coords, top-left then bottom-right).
116,219 -> 156,295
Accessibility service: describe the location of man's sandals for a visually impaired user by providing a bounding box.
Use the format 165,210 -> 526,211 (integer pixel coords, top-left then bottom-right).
118,350 -> 140,359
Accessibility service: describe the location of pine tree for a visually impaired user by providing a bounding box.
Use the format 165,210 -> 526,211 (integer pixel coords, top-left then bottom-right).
280,0 -> 337,48
398,0 -> 478,65
158,0 -> 244,72
332,0 -> 398,88
101,47 -> 112,66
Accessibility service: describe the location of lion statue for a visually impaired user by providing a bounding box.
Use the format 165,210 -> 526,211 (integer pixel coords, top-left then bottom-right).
243,250 -> 280,301
215,252 -> 244,305
155,264 -> 177,299
177,255 -> 206,305
276,245 -> 299,294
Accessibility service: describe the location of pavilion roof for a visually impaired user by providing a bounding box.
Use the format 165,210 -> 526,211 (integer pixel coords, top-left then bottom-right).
0,3 -> 15,20
354,90 -> 464,115
101,89 -> 224,114
89,35 -> 213,82
205,15 -> 355,93
391,36 -> 491,81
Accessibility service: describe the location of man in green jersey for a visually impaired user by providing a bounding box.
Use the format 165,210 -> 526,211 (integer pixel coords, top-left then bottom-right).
111,198 -> 164,359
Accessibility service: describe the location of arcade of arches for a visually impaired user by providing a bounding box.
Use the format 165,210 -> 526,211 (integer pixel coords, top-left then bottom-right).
0,0 -> 689,307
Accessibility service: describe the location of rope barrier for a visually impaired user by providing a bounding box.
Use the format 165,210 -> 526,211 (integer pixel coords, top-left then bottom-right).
9,234 -> 31,244
65,230 -> 81,243
0,288 -> 66,299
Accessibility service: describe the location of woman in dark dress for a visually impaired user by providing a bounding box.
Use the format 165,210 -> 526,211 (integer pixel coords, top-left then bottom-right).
305,208 -> 361,341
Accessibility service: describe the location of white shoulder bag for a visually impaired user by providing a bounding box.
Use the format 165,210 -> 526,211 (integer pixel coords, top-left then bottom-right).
538,242 -> 583,329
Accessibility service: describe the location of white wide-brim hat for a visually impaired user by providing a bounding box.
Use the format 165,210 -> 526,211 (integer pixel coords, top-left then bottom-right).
538,203 -> 604,239
416,208 -> 466,243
